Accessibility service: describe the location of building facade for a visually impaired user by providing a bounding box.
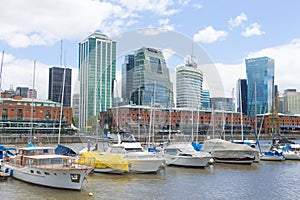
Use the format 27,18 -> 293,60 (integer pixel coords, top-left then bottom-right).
0,95 -> 73,134
237,79 -> 248,115
78,31 -> 116,131
283,89 -> 300,114
130,47 -> 173,108
15,87 -> 29,98
202,89 -> 211,109
246,57 -> 274,117
121,54 -> 135,104
176,62 -> 203,109
48,67 -> 72,107
211,97 -> 235,111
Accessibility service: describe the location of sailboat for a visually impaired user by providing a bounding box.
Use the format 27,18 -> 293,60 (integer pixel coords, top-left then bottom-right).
2,61 -> 93,190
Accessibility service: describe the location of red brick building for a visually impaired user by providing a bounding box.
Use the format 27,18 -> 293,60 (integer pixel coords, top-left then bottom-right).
0,95 -> 73,134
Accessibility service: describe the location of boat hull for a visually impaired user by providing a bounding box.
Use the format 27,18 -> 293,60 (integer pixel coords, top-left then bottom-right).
213,157 -> 255,164
126,158 -> 165,173
283,152 -> 300,160
165,156 -> 211,167
2,164 -> 89,190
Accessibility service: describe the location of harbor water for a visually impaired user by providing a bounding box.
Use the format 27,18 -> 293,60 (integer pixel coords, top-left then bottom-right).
1,160 -> 300,200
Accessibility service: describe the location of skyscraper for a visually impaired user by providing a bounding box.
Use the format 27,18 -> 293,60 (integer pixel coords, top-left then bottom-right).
176,62 -> 203,109
48,67 -> 72,107
130,47 -> 173,107
237,79 -> 248,115
78,31 -> 116,130
246,57 -> 274,117
121,54 -> 135,104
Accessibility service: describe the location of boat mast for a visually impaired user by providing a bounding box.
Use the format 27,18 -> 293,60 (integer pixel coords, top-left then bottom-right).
239,80 -> 244,141
58,66 -> 66,145
30,61 -> 36,144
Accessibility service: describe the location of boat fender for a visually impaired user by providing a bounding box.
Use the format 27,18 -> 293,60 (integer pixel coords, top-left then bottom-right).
88,192 -> 94,196
10,169 -> 13,176
295,151 -> 298,154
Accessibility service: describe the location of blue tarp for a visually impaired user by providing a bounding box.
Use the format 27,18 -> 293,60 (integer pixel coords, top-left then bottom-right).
55,144 -> 77,156
192,142 -> 203,151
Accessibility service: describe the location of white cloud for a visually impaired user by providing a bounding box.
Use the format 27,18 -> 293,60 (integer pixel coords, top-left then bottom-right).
242,23 -> 265,37
193,26 -> 228,43
0,0 -> 189,48
158,18 -> 175,30
228,12 -> 248,29
193,3 -> 203,10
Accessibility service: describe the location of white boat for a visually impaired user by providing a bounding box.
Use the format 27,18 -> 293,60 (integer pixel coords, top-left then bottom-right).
260,149 -> 285,161
104,135 -> 165,173
280,144 -> 300,160
201,139 -> 259,164
2,146 -> 93,190
163,143 -> 212,167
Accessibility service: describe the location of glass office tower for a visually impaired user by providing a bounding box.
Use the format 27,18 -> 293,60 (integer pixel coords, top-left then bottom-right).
246,57 -> 274,118
130,47 -> 173,108
78,30 -> 116,130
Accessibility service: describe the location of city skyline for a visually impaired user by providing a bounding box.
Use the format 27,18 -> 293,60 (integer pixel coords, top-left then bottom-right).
1,1 -> 300,100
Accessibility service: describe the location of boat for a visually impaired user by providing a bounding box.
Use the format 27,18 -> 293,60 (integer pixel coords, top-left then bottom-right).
1,146 -> 93,190
279,144 -> 300,160
201,138 -> 258,164
0,143 -> 17,170
76,151 -> 129,174
163,143 -> 212,167
104,134 -> 165,173
260,148 -> 285,161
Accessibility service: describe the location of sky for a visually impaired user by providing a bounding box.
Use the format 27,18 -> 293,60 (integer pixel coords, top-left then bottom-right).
1,0 -> 300,101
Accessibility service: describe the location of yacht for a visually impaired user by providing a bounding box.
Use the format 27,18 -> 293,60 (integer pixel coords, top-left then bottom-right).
163,143 -> 212,167
2,146 -> 93,190
104,134 -> 165,173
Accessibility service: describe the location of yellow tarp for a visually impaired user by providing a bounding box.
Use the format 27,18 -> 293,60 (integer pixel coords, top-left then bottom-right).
76,151 -> 129,172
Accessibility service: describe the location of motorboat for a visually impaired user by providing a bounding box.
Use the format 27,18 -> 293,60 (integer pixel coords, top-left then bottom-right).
280,144 -> 300,160
2,146 -> 93,190
76,151 -> 129,174
201,139 -> 259,164
260,148 -> 285,161
104,134 -> 165,173
163,143 -> 212,167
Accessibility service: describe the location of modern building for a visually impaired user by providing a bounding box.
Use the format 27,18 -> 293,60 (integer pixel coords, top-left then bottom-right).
121,54 -> 135,104
176,62 -> 203,109
211,97 -> 235,111
130,47 -> 173,108
237,79 -> 248,115
28,89 -> 37,99
282,89 -> 300,114
48,67 -> 72,107
78,30 -> 116,131
15,87 -> 29,98
246,57 -> 274,117
202,89 -> 211,109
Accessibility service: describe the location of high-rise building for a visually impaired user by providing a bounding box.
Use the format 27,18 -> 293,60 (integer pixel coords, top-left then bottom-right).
15,87 -> 29,98
121,54 -> 135,104
48,67 -> 72,107
246,57 -> 274,117
202,89 -> 211,109
283,89 -> 300,114
130,47 -> 173,108
176,62 -> 203,109
78,31 -> 116,130
237,79 -> 248,115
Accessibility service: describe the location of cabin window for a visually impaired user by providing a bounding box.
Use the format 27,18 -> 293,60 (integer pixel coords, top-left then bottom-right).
37,171 -> 41,174
30,170 -> 34,173
44,172 -> 50,175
